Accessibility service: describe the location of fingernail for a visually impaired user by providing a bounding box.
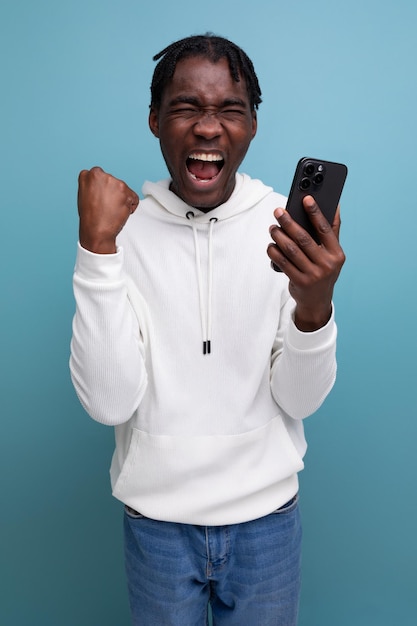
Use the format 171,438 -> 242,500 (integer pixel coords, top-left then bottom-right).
274,207 -> 285,218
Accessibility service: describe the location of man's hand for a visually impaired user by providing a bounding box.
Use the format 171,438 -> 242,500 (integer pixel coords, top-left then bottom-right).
267,195 -> 346,331
78,167 -> 139,254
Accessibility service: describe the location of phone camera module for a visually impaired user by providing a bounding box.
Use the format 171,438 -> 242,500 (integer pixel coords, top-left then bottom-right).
313,173 -> 324,185
299,177 -> 311,190
304,163 -> 315,176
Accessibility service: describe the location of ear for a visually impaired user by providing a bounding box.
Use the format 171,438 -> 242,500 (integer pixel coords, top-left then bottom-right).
251,110 -> 257,139
149,108 -> 160,138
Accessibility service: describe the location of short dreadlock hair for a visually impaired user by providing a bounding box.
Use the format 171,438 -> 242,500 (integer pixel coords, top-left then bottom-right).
150,34 -> 262,112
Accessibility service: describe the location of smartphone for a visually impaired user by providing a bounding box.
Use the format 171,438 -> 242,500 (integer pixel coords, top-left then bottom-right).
285,157 -> 348,243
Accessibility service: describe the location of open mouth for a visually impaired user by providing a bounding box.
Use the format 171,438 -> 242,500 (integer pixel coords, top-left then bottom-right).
186,153 -> 224,183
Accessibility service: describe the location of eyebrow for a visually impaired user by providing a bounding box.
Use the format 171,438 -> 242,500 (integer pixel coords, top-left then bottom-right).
168,95 -> 248,108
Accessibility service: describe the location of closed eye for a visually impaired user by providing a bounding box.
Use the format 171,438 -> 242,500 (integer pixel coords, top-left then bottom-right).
170,107 -> 199,117
219,109 -> 246,120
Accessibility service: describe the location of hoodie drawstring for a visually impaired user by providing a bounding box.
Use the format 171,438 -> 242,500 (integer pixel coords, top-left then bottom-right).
186,212 -> 217,354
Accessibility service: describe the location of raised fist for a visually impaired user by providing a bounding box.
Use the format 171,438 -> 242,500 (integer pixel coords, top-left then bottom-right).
77,167 -> 139,254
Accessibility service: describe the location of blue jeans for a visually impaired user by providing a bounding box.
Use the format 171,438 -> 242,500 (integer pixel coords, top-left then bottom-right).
124,495 -> 302,625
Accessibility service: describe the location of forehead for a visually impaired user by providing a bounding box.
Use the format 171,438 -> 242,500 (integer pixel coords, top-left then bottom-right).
162,55 -> 251,107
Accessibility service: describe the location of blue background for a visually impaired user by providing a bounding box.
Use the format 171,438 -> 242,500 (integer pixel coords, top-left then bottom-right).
1,1 -> 416,624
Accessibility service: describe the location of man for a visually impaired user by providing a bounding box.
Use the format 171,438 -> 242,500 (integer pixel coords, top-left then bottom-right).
71,34 -> 345,626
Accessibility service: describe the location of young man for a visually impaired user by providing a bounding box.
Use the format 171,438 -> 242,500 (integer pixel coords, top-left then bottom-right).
71,34 -> 345,625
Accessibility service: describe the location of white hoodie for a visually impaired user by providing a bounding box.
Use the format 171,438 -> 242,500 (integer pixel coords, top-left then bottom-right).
70,173 -> 337,525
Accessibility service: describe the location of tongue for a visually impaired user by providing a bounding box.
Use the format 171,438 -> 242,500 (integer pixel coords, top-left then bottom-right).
187,159 -> 219,180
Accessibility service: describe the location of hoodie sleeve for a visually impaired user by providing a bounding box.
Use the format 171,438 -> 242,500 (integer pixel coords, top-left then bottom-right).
69,243 -> 148,426
270,297 -> 337,419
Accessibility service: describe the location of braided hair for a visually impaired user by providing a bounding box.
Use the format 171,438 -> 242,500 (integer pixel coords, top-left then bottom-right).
150,34 -> 262,111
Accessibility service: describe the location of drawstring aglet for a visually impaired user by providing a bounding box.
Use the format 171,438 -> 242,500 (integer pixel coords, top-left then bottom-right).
203,341 -> 211,355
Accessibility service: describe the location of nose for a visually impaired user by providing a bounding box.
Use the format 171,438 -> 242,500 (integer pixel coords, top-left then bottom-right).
193,112 -> 222,139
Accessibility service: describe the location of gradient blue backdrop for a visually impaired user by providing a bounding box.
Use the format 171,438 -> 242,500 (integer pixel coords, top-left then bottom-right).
1,1 -> 416,624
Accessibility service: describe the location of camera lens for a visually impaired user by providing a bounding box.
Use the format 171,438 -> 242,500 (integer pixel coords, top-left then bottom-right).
300,177 -> 311,190
313,173 -> 324,185
304,163 -> 315,176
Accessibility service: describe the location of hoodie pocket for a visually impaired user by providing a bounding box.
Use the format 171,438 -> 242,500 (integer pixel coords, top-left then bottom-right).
112,416 -> 305,526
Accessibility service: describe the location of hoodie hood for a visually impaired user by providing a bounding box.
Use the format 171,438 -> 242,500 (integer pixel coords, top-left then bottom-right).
142,173 -> 273,222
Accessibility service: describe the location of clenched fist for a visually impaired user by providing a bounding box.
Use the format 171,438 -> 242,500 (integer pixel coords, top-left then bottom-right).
78,167 -> 139,254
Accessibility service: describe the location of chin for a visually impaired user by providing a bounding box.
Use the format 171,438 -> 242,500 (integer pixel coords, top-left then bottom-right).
179,181 -> 234,212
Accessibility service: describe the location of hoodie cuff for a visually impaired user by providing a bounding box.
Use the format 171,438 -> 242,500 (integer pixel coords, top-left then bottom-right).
74,241 -> 124,283
287,305 -> 336,351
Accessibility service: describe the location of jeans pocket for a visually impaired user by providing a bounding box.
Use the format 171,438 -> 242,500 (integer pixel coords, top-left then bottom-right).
272,493 -> 299,515
124,505 -> 146,520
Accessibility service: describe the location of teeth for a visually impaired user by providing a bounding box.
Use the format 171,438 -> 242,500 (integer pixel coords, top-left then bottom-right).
189,174 -> 213,182
188,153 -> 223,162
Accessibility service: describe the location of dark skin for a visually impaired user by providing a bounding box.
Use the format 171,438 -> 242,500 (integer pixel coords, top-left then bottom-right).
77,55 -> 345,332
78,166 -> 139,255
148,57 -> 257,211
267,198 -> 345,331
